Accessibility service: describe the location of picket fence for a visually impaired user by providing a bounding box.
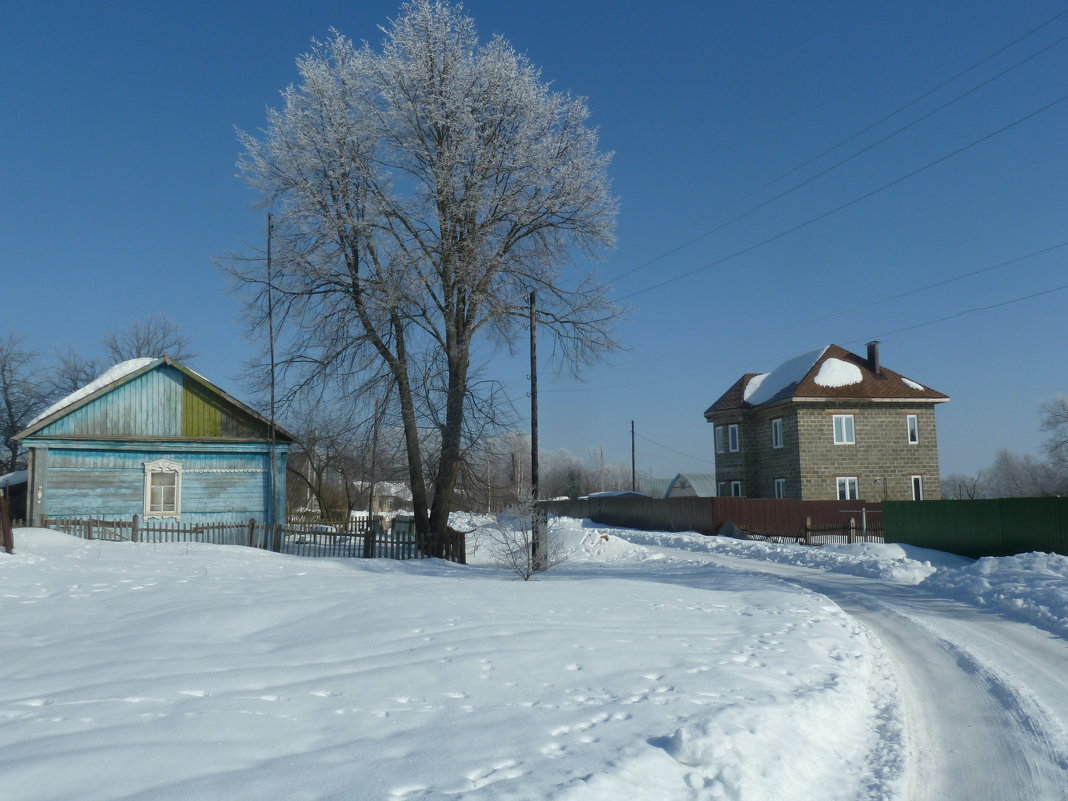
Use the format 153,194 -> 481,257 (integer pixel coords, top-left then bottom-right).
40,514 -> 466,564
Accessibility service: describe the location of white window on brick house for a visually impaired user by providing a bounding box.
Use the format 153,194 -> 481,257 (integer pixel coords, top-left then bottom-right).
728,424 -> 740,452
730,480 -> 743,497
717,481 -> 727,496
715,426 -> 725,454
773,478 -> 786,498
907,414 -> 919,444
144,459 -> 182,519
911,475 -> 924,500
836,476 -> 858,501
771,418 -> 783,449
833,414 -> 855,444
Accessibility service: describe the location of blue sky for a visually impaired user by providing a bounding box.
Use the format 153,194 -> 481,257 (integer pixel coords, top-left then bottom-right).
4,0 -> 1067,480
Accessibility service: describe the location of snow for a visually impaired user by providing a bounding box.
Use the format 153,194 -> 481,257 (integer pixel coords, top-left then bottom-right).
901,377 -> 925,391
813,357 -> 863,388
743,347 -> 827,406
27,357 -> 156,426
0,469 -> 27,489
1,516 -> 1066,800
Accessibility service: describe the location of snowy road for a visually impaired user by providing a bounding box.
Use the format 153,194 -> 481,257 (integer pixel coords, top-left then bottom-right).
702,553 -> 1068,801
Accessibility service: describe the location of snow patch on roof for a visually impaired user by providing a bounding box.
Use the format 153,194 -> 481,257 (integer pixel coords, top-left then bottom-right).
743,347 -> 828,406
0,470 -> 28,489
901,377 -> 925,391
813,357 -> 863,388
28,358 -> 157,426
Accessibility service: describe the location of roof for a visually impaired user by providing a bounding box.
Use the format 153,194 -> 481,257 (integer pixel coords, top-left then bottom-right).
667,472 -> 719,497
704,344 -> 949,417
0,470 -> 28,489
15,356 -> 295,443
636,477 -> 671,498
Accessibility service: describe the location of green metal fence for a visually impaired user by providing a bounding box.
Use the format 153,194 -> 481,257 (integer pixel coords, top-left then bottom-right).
883,498 -> 1068,558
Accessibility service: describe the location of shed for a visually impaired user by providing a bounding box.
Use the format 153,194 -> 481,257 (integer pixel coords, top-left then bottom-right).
14,357 -> 293,527
0,470 -> 28,522
666,473 -> 719,498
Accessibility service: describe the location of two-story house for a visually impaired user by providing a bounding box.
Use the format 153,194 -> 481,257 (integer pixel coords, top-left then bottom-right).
703,342 -> 948,501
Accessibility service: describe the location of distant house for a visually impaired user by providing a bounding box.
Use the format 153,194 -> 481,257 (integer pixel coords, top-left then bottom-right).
665,473 -> 718,498
703,342 -> 948,501
353,480 -> 413,515
14,357 -> 293,527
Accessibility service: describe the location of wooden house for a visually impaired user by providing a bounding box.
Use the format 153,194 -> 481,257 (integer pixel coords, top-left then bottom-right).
14,357 -> 293,527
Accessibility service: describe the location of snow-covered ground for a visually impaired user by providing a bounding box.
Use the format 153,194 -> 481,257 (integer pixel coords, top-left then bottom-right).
2,517 -> 1067,800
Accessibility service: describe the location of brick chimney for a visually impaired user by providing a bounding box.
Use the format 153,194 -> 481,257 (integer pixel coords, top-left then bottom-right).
866,341 -> 882,376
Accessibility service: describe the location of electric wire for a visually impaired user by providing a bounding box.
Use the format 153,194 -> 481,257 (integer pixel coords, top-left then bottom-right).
636,432 -> 717,468
616,89 -> 1068,301
606,7 -> 1068,283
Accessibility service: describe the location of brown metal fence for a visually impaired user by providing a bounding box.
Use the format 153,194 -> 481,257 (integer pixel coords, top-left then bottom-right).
40,514 -> 466,564
541,496 -> 882,542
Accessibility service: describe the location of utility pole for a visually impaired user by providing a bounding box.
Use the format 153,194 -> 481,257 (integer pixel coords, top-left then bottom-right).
599,442 -> 605,493
529,291 -> 545,569
631,420 -> 636,492
266,213 -> 280,547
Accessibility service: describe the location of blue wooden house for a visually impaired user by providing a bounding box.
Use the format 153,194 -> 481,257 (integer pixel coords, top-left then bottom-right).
14,357 -> 292,528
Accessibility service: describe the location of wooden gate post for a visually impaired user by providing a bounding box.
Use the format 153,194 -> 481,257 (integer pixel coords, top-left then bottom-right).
131,514 -> 140,543
848,517 -> 857,544
247,518 -> 256,548
0,495 -> 14,555
804,516 -> 812,546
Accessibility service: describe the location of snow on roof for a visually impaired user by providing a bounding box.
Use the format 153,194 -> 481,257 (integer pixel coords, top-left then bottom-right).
901,377 -> 925,391
813,357 -> 863,388
0,470 -> 28,489
743,347 -> 828,406
28,358 -> 157,426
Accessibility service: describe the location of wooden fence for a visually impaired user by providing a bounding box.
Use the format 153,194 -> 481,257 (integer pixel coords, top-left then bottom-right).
41,514 -> 466,565
0,495 -> 13,555
541,495 -> 882,544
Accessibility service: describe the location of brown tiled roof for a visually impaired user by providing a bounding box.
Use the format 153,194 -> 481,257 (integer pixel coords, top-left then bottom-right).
705,344 -> 948,417
704,374 -> 760,419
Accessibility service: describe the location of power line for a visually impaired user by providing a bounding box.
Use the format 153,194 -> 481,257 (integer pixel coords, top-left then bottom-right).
606,7 -> 1068,284
609,26 -> 1068,287
636,432 -> 717,467
850,280 -> 1068,342
617,89 -> 1068,301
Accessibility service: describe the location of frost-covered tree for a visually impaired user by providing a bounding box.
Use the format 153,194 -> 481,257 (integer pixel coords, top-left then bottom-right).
0,335 -> 49,474
232,0 -> 618,548
102,314 -> 195,363
1041,394 -> 1068,473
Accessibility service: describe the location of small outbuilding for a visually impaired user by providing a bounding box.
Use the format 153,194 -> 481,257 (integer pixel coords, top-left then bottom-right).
14,357 -> 293,527
665,473 -> 719,498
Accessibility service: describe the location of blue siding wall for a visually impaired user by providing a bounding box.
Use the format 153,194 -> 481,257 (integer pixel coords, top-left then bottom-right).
40,445 -> 285,526
39,367 -> 183,438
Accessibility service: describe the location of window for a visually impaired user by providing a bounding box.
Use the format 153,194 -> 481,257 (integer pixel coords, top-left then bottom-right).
728,424 -> 740,452
771,418 -> 783,449
911,475 -> 924,501
773,478 -> 786,499
833,414 -> 855,444
715,426 -> 725,454
907,414 -> 919,444
144,459 -> 182,518
717,481 -> 727,496
836,477 -> 858,501
730,480 -> 743,497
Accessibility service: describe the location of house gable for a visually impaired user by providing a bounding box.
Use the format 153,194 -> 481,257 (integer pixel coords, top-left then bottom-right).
17,358 -> 292,443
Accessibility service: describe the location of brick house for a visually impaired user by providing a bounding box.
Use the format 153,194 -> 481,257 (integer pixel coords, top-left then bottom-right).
703,342 -> 948,501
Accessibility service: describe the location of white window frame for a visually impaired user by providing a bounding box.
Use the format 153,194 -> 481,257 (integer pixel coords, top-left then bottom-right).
144,458 -> 182,519
906,414 -> 919,444
715,426 -> 725,454
728,424 -> 740,453
771,418 -> 783,449
717,481 -> 727,496
730,480 -> 743,497
833,414 -> 855,445
836,476 -> 859,501
773,478 -> 786,499
911,475 -> 924,501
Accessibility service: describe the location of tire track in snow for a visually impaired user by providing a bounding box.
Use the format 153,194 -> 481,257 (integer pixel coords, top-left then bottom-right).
707,556 -> 1068,801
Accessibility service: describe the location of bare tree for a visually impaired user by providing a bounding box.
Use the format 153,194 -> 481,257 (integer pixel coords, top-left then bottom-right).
46,346 -> 101,398
484,497 -> 569,580
1041,395 -> 1068,472
232,1 -> 619,549
102,314 -> 195,363
940,471 -> 985,500
0,335 -> 48,474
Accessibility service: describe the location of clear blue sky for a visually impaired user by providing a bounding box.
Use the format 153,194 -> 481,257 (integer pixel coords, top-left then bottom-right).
4,0 -> 1067,480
